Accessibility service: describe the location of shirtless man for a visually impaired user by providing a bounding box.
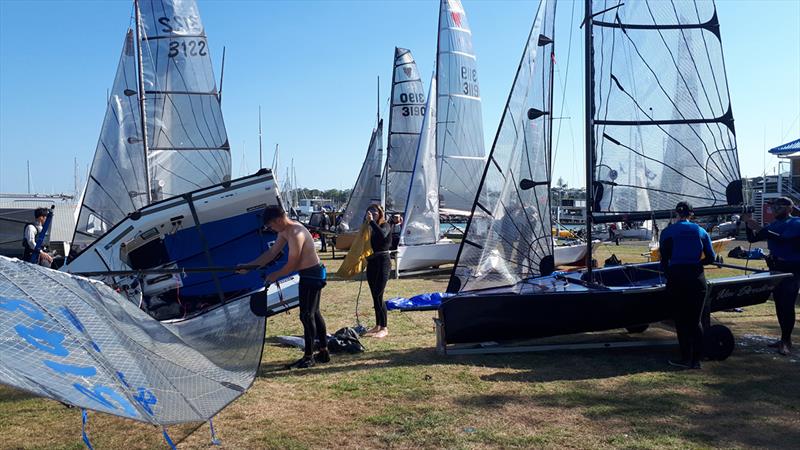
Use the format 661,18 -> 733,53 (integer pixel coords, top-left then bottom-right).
238,205 -> 329,368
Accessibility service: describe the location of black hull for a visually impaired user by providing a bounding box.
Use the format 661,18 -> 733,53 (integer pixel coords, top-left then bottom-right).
440,264 -> 790,345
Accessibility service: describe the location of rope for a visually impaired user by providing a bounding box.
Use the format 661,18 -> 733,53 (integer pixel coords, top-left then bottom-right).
209,418 -> 221,446
162,427 -> 177,450
81,409 -> 94,450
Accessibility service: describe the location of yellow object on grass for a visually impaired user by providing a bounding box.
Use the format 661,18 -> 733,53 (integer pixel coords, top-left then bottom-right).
649,238 -> 733,262
336,222 -> 373,279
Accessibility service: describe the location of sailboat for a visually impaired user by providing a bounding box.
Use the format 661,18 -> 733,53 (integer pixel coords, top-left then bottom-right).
396,0 -> 485,275
65,0 -> 299,320
335,118 -> 384,251
440,0 -> 790,355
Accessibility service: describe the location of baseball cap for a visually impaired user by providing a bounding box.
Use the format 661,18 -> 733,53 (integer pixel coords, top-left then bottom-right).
675,201 -> 693,215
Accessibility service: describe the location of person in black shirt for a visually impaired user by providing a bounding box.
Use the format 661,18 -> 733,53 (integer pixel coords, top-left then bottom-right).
318,211 -> 329,253
364,204 -> 392,338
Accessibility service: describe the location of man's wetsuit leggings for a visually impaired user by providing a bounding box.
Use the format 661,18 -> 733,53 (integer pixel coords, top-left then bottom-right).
667,265 -> 706,363
298,264 -> 327,357
772,263 -> 799,344
367,256 -> 391,328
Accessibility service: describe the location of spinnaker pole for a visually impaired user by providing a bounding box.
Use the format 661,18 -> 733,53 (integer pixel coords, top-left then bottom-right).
133,0 -> 152,203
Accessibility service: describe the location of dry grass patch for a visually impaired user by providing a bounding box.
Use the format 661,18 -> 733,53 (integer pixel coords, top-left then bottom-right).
1,243 -> 798,449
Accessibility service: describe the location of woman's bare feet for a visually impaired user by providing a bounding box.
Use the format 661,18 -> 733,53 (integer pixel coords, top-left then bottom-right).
372,328 -> 388,338
363,325 -> 381,336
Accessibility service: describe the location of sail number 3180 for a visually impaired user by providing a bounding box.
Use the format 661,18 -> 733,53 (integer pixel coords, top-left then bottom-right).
461,66 -> 479,97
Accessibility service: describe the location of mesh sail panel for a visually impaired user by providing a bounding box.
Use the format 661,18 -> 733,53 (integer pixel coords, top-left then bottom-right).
339,121 -> 384,232
74,0 -> 230,250
591,0 -> 740,217
400,76 -> 440,247
385,48 -> 426,213
436,0 -> 486,215
0,256 -> 261,425
449,0 -> 555,293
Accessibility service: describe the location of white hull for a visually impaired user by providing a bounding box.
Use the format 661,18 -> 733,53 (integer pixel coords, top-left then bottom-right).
554,243 -> 587,266
396,239 -> 460,274
65,170 -> 300,321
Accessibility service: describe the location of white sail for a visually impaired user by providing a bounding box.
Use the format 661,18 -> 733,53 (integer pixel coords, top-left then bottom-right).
73,0 -> 230,250
339,121 -> 384,232
385,48 -> 426,213
436,0 -> 486,216
449,0 -> 555,292
400,76 -> 440,246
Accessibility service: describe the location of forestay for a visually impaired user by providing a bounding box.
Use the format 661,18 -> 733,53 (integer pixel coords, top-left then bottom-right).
0,256 -> 261,425
73,0 -> 231,250
401,76 -> 440,247
448,0 -> 556,293
591,0 -> 741,219
385,48 -> 426,213
339,121 -> 384,232
436,0 -> 486,215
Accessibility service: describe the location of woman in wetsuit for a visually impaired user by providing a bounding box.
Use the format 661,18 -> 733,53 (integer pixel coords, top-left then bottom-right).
364,204 -> 392,338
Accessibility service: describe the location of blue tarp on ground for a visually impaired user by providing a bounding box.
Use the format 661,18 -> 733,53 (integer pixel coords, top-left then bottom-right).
386,292 -> 454,311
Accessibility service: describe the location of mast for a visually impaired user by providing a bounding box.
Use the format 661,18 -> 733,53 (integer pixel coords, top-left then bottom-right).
258,105 -> 263,169
434,0 -> 443,177
584,0 -> 594,275
386,58 -> 396,206
133,0 -> 152,203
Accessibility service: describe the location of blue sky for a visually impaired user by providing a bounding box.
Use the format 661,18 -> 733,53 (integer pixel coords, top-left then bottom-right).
1,0 -> 798,195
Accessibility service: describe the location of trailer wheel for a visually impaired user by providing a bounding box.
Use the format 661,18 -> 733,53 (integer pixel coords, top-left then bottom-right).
625,324 -> 649,334
703,324 -> 735,360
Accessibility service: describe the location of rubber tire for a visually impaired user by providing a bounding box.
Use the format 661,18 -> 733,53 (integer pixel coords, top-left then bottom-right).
625,324 -> 649,334
703,324 -> 735,361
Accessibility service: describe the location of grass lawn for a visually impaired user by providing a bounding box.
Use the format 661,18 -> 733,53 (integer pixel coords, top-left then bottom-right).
1,240 -> 797,449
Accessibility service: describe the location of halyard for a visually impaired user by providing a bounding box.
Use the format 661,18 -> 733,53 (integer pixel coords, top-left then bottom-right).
1,241 -> 798,449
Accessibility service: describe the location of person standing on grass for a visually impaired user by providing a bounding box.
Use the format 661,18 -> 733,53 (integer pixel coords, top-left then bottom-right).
318,211 -> 329,253
743,196 -> 800,356
238,205 -> 330,368
659,201 -> 716,370
364,203 -> 393,338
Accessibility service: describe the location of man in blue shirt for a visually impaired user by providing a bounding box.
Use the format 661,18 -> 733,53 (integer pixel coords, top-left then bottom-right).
660,202 -> 716,369
744,196 -> 800,356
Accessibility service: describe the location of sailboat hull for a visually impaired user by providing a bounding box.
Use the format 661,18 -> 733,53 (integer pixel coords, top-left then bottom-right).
65,170 -> 300,321
396,239 -> 459,274
440,262 -> 790,345
554,243 -> 587,266
334,231 -> 358,251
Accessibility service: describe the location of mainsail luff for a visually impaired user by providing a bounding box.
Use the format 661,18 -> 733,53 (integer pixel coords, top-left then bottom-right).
448,0 -> 556,293
436,0 -> 486,215
73,0 -> 231,250
385,48 -> 426,213
339,121 -> 384,232
589,0 -> 742,224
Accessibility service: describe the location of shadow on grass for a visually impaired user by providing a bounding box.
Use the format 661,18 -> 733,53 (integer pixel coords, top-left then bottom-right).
0,386 -> 38,405
452,356 -> 800,448
257,343 -> 680,382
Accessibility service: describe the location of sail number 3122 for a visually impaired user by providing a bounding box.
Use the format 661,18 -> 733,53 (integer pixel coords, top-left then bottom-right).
168,40 -> 208,58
